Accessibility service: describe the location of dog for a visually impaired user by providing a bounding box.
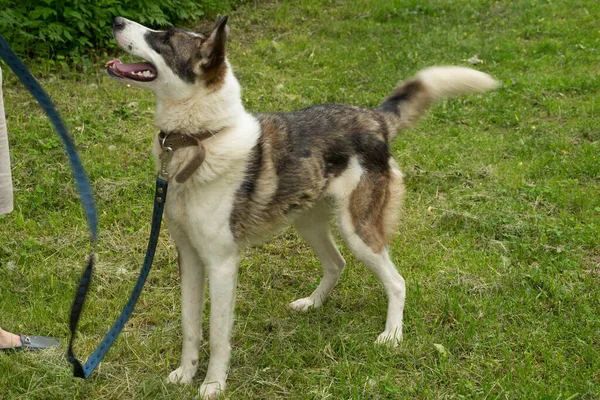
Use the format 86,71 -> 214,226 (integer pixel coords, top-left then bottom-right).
107,15 -> 498,398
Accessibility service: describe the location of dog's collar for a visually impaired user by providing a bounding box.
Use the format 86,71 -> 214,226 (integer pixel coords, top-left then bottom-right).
158,129 -> 222,183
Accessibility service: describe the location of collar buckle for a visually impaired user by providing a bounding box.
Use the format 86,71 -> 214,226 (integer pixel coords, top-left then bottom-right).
159,145 -> 173,180
157,127 -> 223,182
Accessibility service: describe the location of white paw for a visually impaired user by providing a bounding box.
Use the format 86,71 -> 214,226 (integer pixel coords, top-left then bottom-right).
288,297 -> 315,312
199,380 -> 225,399
168,365 -> 196,384
375,329 -> 403,348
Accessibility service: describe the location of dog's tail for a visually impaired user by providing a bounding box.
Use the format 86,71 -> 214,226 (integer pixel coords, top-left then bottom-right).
377,66 -> 499,139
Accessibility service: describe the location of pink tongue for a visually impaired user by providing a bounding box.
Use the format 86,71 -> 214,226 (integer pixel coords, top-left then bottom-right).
115,62 -> 156,74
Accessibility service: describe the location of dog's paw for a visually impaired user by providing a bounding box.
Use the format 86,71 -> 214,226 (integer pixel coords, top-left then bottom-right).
168,365 -> 196,384
199,380 -> 225,399
288,297 -> 315,312
375,329 -> 403,348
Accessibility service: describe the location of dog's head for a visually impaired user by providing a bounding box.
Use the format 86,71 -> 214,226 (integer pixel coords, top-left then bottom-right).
107,16 -> 229,97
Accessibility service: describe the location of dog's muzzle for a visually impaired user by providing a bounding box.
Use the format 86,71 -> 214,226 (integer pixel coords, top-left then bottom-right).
113,17 -> 126,31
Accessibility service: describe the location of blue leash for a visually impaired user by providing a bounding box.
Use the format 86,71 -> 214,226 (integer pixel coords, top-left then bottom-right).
0,35 -> 167,378
79,179 -> 167,377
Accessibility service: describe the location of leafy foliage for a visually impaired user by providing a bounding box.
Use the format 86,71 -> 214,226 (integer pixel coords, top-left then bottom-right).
0,0 -> 237,58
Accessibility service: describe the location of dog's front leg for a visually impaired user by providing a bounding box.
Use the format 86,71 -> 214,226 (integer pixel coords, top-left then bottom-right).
199,253 -> 240,399
169,240 -> 206,384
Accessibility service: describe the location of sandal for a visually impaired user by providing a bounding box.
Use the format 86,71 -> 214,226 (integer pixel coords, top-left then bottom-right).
0,334 -> 60,351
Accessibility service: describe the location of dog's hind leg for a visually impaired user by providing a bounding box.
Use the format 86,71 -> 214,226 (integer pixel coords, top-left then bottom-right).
338,170 -> 406,347
289,202 -> 346,312
168,235 -> 206,384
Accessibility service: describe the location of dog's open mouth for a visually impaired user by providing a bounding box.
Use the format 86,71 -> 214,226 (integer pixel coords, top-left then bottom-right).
106,59 -> 157,82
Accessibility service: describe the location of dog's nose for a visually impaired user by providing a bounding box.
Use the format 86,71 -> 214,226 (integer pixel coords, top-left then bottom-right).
113,17 -> 126,30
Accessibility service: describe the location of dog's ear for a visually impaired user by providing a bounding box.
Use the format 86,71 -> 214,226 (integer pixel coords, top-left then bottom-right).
200,15 -> 229,68
214,14 -> 228,29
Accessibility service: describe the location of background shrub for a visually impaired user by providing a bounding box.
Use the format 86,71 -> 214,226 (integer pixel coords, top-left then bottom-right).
0,0 -> 240,58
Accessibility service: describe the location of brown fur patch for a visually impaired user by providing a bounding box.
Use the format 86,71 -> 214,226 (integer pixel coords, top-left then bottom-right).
259,116 -> 288,168
348,158 -> 405,252
382,159 -> 406,239
202,62 -> 228,89
349,172 -> 390,253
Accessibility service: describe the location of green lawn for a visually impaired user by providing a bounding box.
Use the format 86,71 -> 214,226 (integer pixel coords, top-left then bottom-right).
1,0 -> 599,398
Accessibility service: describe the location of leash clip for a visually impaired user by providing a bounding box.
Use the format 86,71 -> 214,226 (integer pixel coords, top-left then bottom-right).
159,145 -> 173,179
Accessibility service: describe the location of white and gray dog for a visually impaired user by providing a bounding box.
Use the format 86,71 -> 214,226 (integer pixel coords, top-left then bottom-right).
107,15 -> 498,398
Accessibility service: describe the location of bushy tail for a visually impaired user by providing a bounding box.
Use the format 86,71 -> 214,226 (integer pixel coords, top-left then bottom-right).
377,66 -> 499,139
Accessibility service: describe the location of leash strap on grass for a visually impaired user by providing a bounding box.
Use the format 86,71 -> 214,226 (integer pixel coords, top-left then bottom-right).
0,35 -> 167,378
80,178 -> 167,377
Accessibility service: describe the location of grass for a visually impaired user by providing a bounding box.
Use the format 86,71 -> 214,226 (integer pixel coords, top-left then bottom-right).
1,0 -> 599,398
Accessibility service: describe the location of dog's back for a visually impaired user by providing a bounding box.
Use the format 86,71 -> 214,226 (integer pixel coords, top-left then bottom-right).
230,66 -> 499,245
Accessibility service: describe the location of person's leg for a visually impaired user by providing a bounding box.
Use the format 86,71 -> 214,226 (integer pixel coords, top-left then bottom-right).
0,328 -> 22,348
0,68 -> 60,352
0,72 -> 17,348
0,66 -> 14,215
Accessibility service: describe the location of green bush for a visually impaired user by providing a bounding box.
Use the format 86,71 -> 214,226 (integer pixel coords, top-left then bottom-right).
0,0 -> 237,58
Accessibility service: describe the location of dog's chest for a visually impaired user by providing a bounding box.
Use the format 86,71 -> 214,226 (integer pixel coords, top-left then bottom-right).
163,178 -> 239,251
